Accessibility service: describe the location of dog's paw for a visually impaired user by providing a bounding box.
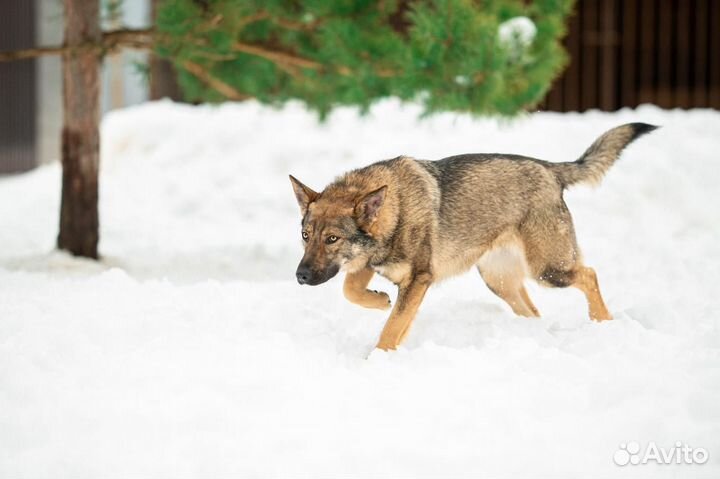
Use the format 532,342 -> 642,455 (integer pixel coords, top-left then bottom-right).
375,340 -> 397,352
369,290 -> 392,310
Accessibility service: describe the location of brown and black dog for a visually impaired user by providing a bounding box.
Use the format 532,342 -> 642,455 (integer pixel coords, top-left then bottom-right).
290,123 -> 656,351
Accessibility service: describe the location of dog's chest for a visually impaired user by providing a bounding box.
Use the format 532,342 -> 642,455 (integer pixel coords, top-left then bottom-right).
373,262 -> 412,285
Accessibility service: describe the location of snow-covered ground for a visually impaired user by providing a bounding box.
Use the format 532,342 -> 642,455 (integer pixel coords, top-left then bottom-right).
1,99 -> 719,478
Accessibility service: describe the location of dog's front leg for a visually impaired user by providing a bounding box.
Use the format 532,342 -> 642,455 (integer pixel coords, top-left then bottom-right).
343,267 -> 391,310
376,272 -> 432,351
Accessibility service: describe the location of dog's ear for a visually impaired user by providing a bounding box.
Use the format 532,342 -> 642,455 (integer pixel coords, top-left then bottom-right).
355,185 -> 387,229
289,175 -> 319,216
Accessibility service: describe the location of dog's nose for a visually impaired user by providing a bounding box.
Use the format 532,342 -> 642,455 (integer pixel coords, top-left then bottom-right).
296,265 -> 312,285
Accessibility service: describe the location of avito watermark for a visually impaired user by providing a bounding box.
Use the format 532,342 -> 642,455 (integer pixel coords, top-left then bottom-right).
614,441 -> 708,466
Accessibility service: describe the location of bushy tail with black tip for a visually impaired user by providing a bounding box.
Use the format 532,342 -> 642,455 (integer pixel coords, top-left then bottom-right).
550,123 -> 658,188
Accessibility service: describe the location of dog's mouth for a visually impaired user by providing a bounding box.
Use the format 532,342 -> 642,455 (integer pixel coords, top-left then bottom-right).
296,263 -> 340,286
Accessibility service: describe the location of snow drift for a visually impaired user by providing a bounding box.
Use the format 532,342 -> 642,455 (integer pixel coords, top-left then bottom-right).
1,100 -> 719,478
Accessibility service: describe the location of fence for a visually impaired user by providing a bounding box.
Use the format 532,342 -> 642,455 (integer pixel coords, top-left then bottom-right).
540,0 -> 720,112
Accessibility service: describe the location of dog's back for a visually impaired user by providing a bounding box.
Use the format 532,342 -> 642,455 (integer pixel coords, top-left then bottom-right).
417,123 -> 656,282
416,154 -> 562,280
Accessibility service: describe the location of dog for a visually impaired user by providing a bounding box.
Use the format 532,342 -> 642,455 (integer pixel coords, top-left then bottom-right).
290,123 -> 656,351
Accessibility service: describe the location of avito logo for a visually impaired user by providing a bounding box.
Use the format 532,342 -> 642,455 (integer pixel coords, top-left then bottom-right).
613,441 -> 708,466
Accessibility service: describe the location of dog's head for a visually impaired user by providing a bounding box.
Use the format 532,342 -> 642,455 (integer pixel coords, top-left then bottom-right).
289,175 -> 387,286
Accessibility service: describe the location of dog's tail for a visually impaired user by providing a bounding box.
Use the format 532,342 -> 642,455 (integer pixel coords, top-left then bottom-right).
550,123 -> 658,188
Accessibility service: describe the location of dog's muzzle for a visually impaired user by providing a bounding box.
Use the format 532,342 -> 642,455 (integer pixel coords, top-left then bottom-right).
295,263 -> 339,286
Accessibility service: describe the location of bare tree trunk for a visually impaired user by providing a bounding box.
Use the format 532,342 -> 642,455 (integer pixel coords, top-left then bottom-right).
149,0 -> 181,101
58,0 -> 100,258
150,57 -> 181,101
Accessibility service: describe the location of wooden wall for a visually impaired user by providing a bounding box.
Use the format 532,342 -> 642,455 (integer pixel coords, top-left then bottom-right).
0,1 -> 37,174
540,0 -> 720,112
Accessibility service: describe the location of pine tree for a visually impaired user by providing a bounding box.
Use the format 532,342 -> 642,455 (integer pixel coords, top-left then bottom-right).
156,0 -> 574,116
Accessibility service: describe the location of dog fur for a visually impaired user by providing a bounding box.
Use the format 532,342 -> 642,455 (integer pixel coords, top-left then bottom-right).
290,123 -> 657,351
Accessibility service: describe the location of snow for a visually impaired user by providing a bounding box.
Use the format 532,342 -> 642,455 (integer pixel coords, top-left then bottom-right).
1,99 -> 719,477
498,16 -> 536,51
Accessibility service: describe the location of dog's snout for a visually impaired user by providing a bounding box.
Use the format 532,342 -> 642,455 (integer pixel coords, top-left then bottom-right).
295,262 -> 338,286
296,265 -> 312,285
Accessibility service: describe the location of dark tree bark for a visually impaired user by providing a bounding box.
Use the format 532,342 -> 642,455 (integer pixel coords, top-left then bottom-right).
58,0 -> 100,258
149,0 -> 181,101
150,57 -> 181,101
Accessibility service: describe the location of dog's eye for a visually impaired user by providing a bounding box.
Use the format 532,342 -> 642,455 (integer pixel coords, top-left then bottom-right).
302,231 -> 309,241
326,235 -> 338,244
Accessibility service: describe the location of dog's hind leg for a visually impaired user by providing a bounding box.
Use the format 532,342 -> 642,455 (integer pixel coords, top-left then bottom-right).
518,285 -> 541,317
343,267 -> 392,310
572,266 -> 612,321
477,246 -> 540,318
521,203 -> 612,321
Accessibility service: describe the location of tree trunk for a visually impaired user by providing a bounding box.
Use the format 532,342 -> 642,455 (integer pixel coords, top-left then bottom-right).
57,0 -> 100,258
149,0 -> 181,101
150,57 -> 181,101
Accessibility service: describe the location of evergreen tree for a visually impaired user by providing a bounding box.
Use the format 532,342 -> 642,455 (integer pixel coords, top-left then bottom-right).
156,0 -> 574,116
